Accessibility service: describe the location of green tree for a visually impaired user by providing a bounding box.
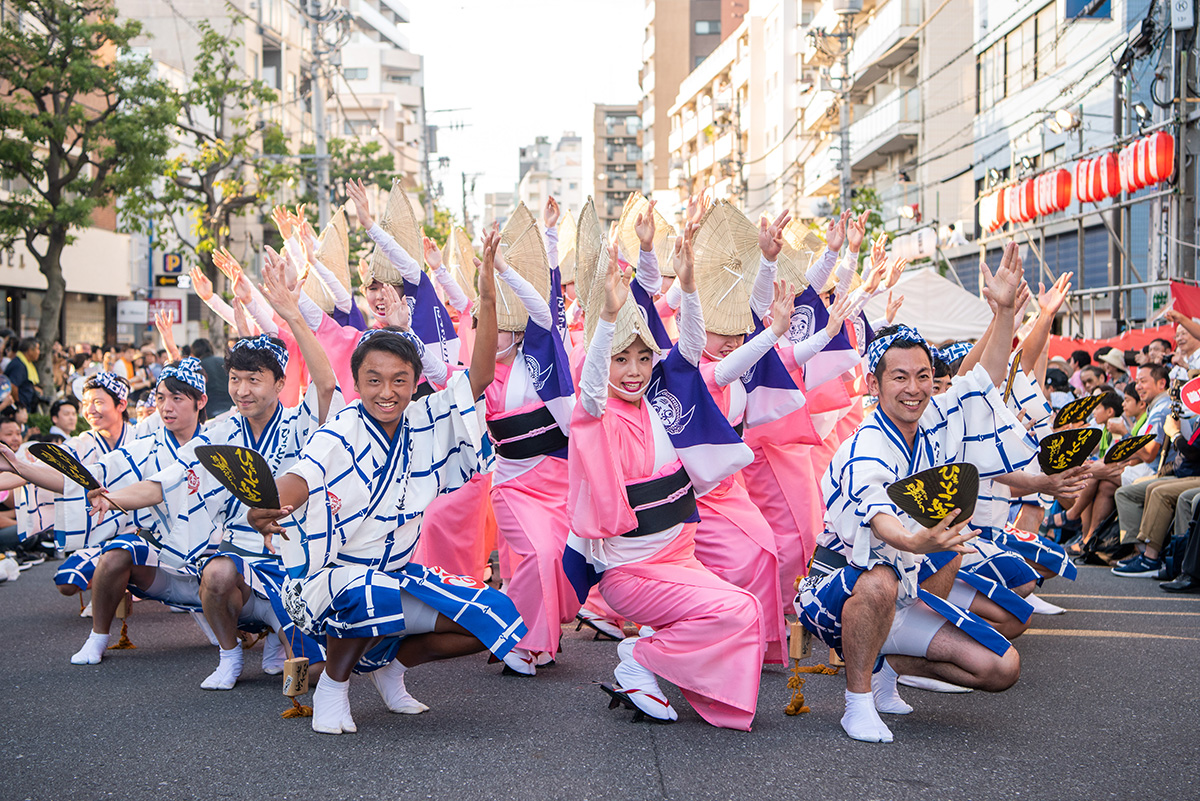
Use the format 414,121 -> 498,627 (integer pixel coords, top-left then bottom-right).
829,186 -> 885,267
0,0 -> 177,398
126,17 -> 290,333
295,137 -> 396,261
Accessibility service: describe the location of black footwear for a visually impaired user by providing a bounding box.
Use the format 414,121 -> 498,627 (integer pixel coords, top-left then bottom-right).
598,683 -> 675,724
1160,574 -> 1200,593
9,550 -> 44,570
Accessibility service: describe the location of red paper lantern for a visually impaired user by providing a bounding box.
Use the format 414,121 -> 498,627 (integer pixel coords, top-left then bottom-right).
1021,179 -> 1037,222
1135,137 -> 1152,188
1053,168 -> 1072,211
995,187 -> 1008,226
1097,153 -> 1120,199
1148,131 -> 1175,182
1089,158 -> 1105,200
1075,160 -> 1092,203
1118,144 -> 1137,193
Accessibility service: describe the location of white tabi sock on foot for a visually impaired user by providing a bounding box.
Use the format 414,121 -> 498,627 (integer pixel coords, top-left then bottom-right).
501,646 -> 537,676
261,634 -> 285,675
70,630 -> 111,665
1025,593 -> 1066,615
897,675 -> 973,693
842,690 -> 893,743
200,646 -> 244,690
612,638 -> 677,721
370,660 -> 429,714
312,673 -> 356,735
872,659 -> 913,714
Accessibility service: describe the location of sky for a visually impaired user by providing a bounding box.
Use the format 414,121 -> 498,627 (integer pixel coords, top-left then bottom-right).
404,0 -> 643,226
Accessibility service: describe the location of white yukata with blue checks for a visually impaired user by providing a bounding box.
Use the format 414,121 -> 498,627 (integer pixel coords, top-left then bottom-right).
796,365 -> 1038,657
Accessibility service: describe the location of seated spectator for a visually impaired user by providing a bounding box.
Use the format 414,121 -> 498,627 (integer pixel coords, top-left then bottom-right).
1068,349 -> 1092,392
48,398 -> 78,438
1166,310 -> 1200,369
1045,367 -> 1074,409
1097,347 -> 1131,391
1079,365 -> 1106,395
4,337 -> 42,412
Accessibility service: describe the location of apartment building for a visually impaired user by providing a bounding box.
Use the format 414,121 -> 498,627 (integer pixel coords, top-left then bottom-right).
594,104 -> 644,228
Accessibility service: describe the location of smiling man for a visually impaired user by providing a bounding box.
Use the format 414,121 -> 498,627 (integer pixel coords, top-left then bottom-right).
794,242 -> 1040,744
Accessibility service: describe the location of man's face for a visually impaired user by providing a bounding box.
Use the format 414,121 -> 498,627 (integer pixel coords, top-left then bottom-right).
154,385 -> 205,437
0,421 -> 21,451
353,350 -> 416,428
26,343 -> 40,361
52,405 -> 77,434
228,367 -> 283,423
1147,341 -> 1167,363
81,388 -> 124,433
1177,326 -> 1194,352
1081,369 -> 1102,394
866,347 -> 934,427
932,375 -> 952,395
1135,369 -> 1163,403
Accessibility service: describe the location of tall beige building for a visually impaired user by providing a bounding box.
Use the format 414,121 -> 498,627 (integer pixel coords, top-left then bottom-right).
594,104 -> 643,228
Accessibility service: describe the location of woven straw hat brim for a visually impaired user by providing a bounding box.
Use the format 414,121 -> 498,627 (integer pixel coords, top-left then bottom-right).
582,239 -> 661,357
370,180 -> 422,286
777,220 -> 821,290
558,211 -> 577,285
313,205 -> 351,292
442,226 -> 477,301
302,268 -> 336,314
617,193 -> 676,279
693,200 -> 759,336
574,198 -> 603,310
496,217 -> 550,332
821,261 -> 865,295
505,202 -> 538,240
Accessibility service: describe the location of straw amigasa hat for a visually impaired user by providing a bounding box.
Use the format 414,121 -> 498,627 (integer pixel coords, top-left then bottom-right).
303,205 -> 351,314
574,197 -> 603,311
776,218 -> 822,291
558,210 -> 577,285
693,200 -> 760,336
582,231 -> 662,357
441,226 -> 477,302
369,179 -> 422,286
617,192 -> 677,278
496,209 -> 550,332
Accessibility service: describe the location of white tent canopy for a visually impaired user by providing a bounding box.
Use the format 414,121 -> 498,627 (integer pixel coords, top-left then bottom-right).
863,266 -> 991,343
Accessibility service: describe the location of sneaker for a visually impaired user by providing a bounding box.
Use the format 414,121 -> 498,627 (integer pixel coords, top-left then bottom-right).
1111,554 -> 1163,578
11,550 -> 45,570
1114,553 -> 1143,568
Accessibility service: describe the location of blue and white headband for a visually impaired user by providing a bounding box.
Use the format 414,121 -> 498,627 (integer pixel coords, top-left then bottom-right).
86,372 -> 130,403
931,342 -> 973,367
357,328 -> 426,358
866,325 -> 928,375
230,335 -> 288,373
158,357 -> 207,394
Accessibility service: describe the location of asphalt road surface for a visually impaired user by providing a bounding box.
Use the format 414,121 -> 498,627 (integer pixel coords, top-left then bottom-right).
2,561 -> 1196,801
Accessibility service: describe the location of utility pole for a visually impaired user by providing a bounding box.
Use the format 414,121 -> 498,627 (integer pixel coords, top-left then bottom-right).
833,5 -> 859,212
310,0 -> 330,227
1168,0 -> 1197,281
1109,61 -> 1124,323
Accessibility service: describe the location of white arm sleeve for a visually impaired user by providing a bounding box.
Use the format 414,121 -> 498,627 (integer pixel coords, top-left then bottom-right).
580,318 -> 616,419
836,252 -> 857,296
310,258 -> 352,312
434,266 -> 470,313
242,296 -> 280,336
498,269 -> 553,330
635,248 -> 662,296
750,255 -> 777,320
791,329 -> 833,367
714,329 -> 781,386
544,226 -> 559,272
204,295 -> 237,328
663,280 -> 682,311
805,247 -> 839,289
296,291 -> 325,332
677,290 -> 706,367
870,317 -> 888,331
367,224 -> 422,284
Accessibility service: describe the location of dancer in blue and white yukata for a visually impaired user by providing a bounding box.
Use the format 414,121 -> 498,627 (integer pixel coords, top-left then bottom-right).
89,252 -> 337,691
0,359 -> 215,665
247,229 -> 526,736
795,241 -> 1040,743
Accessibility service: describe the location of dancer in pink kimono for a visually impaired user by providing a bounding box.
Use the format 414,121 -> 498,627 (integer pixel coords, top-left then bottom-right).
567,229 -> 765,730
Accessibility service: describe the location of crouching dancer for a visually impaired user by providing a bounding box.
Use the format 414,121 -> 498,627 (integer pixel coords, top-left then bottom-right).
248,230 -> 526,735
795,242 -> 1039,743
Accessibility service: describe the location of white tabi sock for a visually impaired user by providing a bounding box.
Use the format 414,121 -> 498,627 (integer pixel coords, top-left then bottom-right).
898,675 -> 973,693
501,646 -> 537,676
842,690 -> 893,743
312,672 -> 356,735
872,658 -> 913,715
261,634 -> 285,675
612,638 -> 677,721
1025,593 -> 1066,615
200,646 -> 244,691
70,630 -> 111,666
370,659 -> 429,714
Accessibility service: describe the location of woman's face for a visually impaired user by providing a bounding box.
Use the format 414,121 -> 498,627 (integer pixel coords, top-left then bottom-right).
608,337 -> 654,402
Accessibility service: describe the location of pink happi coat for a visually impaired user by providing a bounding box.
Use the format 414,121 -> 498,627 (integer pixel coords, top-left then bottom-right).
569,397 -> 765,731
695,358 -> 787,665
486,360 -> 581,658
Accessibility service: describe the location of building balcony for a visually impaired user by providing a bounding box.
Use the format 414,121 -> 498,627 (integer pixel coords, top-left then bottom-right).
804,143 -> 840,196
681,115 -> 699,143
380,47 -> 422,74
713,131 -> 733,161
698,142 -> 715,172
698,103 -> 713,130
668,127 -> 683,154
642,33 -> 656,63
803,91 -> 836,133
349,0 -> 410,50
848,0 -> 920,85
731,56 -> 750,88
849,88 -> 918,169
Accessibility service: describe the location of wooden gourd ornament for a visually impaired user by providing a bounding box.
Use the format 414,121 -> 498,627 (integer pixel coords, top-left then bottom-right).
279,625 -> 312,719
784,575 -> 843,716
107,591 -> 136,650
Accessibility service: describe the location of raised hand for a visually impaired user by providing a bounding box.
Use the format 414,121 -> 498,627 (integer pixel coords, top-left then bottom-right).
155,309 -> 180,361
479,230 -> 498,305
1038,271 -> 1073,317
357,257 -> 372,286
602,234 -> 632,322
345,179 -> 374,229
758,209 -> 791,261
635,199 -> 658,251
983,241 -> 1022,311
377,283 -> 410,329
826,210 -> 850,253
846,209 -> 871,253
271,205 -> 294,240
885,291 -> 904,324
824,293 -> 855,338
767,280 -> 797,337
672,221 -> 697,293
885,256 -> 907,289
543,196 -> 560,230
423,235 -> 443,269
261,247 -> 302,322
1013,281 -> 1032,326
212,247 -> 239,280
298,219 -> 318,259
190,267 -> 213,302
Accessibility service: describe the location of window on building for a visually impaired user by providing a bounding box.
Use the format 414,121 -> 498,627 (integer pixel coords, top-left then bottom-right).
694,55 -> 706,69
1036,3 -> 1059,73
343,67 -> 368,80
695,20 -> 720,35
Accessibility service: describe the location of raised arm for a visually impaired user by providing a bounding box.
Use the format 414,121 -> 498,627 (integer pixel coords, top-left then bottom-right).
978,241 -> 1023,387
672,223 -> 704,366
495,244 -> 554,329
469,229 -> 499,400
346,178 -> 422,284
714,280 -> 795,386
155,309 -> 181,363
751,210 -> 789,319
633,199 -> 662,295
424,236 -> 470,313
